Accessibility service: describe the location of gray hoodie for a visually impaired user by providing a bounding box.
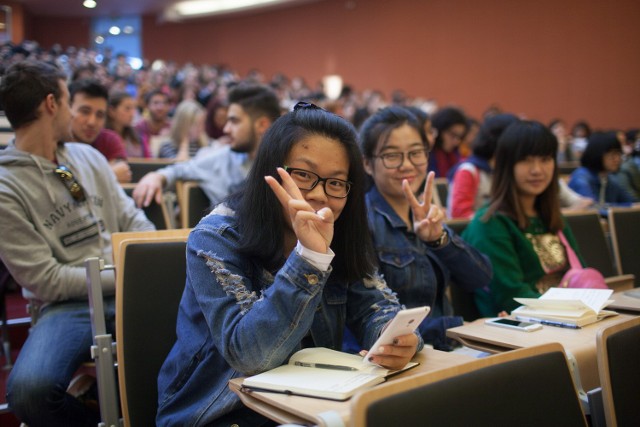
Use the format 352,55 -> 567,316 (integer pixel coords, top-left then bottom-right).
0,142 -> 154,304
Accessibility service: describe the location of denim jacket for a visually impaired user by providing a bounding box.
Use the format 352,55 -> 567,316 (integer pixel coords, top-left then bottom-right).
366,187 -> 492,349
156,210 -> 420,426
568,167 -> 634,206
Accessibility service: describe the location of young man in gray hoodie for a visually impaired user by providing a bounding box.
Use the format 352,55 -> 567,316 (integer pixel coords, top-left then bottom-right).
0,60 -> 154,427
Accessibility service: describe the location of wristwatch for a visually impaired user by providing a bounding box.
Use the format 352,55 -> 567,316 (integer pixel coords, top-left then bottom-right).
426,229 -> 448,248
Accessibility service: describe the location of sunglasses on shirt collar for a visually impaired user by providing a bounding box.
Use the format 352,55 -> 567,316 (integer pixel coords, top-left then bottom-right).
54,165 -> 86,202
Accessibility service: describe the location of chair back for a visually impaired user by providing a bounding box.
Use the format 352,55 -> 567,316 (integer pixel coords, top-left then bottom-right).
128,157 -> 175,183
445,218 -> 470,236
350,343 -> 587,427
114,229 -> 190,427
596,316 -> 640,427
433,177 -> 449,209
608,207 -> 640,281
564,210 -> 616,277
122,184 -> 174,230
443,219 -> 480,321
177,180 -> 211,228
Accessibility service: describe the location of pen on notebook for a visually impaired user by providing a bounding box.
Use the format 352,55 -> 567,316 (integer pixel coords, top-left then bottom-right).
539,320 -> 581,330
515,316 -> 581,330
294,361 -> 358,371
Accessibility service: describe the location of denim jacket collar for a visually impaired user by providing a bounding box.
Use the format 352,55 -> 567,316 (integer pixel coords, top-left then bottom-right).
367,186 -> 411,231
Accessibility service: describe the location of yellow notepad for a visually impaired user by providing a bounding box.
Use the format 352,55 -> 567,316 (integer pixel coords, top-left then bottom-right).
242,347 -> 418,401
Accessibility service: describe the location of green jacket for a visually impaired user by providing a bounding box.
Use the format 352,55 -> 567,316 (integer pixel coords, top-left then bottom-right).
462,207 -> 583,317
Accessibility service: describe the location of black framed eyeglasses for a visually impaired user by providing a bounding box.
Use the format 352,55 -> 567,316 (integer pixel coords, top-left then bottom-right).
293,101 -> 324,112
374,149 -> 428,169
54,165 -> 86,202
283,166 -> 352,199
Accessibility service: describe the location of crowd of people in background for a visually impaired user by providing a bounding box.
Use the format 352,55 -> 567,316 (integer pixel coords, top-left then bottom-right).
1,39 -> 639,211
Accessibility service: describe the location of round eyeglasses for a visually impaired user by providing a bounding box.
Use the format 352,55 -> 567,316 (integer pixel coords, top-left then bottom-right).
373,149 -> 428,169
283,166 -> 351,198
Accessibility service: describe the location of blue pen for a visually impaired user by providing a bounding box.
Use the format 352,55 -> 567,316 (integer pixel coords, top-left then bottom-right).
538,320 -> 581,330
515,316 -> 581,330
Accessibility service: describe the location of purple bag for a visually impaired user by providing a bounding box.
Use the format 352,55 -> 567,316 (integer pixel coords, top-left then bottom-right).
558,231 -> 609,289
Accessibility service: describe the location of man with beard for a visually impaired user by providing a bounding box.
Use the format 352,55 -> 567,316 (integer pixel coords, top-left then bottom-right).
133,84 -> 281,208
0,60 -> 154,427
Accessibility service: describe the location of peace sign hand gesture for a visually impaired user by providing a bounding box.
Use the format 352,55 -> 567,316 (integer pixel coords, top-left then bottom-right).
265,167 -> 334,254
401,171 -> 446,243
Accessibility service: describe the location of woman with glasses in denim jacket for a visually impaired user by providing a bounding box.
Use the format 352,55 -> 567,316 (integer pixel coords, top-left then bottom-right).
356,107 -> 492,351
156,103 -> 421,427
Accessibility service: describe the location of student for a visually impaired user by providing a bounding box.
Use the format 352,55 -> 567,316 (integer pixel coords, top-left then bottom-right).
134,89 -> 171,155
617,135 -> 640,200
448,113 -> 519,219
0,60 -> 154,427
133,84 -> 281,209
462,120 -> 585,316
156,102 -> 421,426
568,131 -> 635,206
428,106 -> 468,178
157,99 -> 209,161
107,91 -> 149,158
69,78 -> 132,183
448,114 -> 593,219
358,106 -> 491,350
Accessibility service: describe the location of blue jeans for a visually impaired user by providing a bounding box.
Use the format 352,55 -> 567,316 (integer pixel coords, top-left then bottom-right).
6,297 -> 115,427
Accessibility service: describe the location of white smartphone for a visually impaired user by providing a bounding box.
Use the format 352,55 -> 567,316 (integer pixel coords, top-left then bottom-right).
366,306 -> 430,361
485,317 -> 542,332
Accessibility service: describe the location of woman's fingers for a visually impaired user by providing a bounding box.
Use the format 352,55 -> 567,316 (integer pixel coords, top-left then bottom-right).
265,175 -> 292,209
402,179 -> 424,216
367,333 -> 418,370
422,171 -> 435,205
275,167 -> 305,200
265,168 -> 308,210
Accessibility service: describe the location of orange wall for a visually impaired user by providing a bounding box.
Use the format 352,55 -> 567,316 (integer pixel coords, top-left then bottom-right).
27,15 -> 91,49
21,0 -> 640,129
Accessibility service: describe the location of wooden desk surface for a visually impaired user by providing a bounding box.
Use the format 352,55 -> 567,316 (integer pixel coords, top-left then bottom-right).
446,314 -> 636,391
228,348 -> 475,427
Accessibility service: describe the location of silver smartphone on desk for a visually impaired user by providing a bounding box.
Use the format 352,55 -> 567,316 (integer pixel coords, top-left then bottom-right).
485,317 -> 542,332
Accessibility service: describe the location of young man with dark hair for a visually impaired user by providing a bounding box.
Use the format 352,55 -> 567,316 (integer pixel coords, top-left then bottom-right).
134,89 -> 171,154
0,60 -> 154,427
133,83 -> 281,209
69,78 -> 132,183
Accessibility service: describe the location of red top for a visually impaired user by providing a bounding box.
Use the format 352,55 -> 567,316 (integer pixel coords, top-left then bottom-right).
92,129 -> 127,161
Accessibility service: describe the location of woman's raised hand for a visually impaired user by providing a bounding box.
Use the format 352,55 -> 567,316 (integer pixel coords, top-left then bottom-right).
401,171 -> 446,242
265,168 -> 334,254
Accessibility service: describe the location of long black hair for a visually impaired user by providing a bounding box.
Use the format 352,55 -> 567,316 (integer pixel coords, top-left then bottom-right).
229,105 -> 376,282
484,120 -> 562,231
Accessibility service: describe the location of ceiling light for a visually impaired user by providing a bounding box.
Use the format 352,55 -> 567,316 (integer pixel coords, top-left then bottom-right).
83,0 -> 97,9
95,35 -> 105,44
109,26 -> 121,35
168,0 -> 297,18
123,25 -> 134,34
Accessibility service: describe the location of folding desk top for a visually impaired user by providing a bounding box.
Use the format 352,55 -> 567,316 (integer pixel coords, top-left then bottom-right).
228,347 -> 475,427
446,314 -> 636,391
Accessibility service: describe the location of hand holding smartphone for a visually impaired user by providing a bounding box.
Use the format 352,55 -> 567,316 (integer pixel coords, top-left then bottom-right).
485,317 -> 542,332
365,306 -> 430,363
